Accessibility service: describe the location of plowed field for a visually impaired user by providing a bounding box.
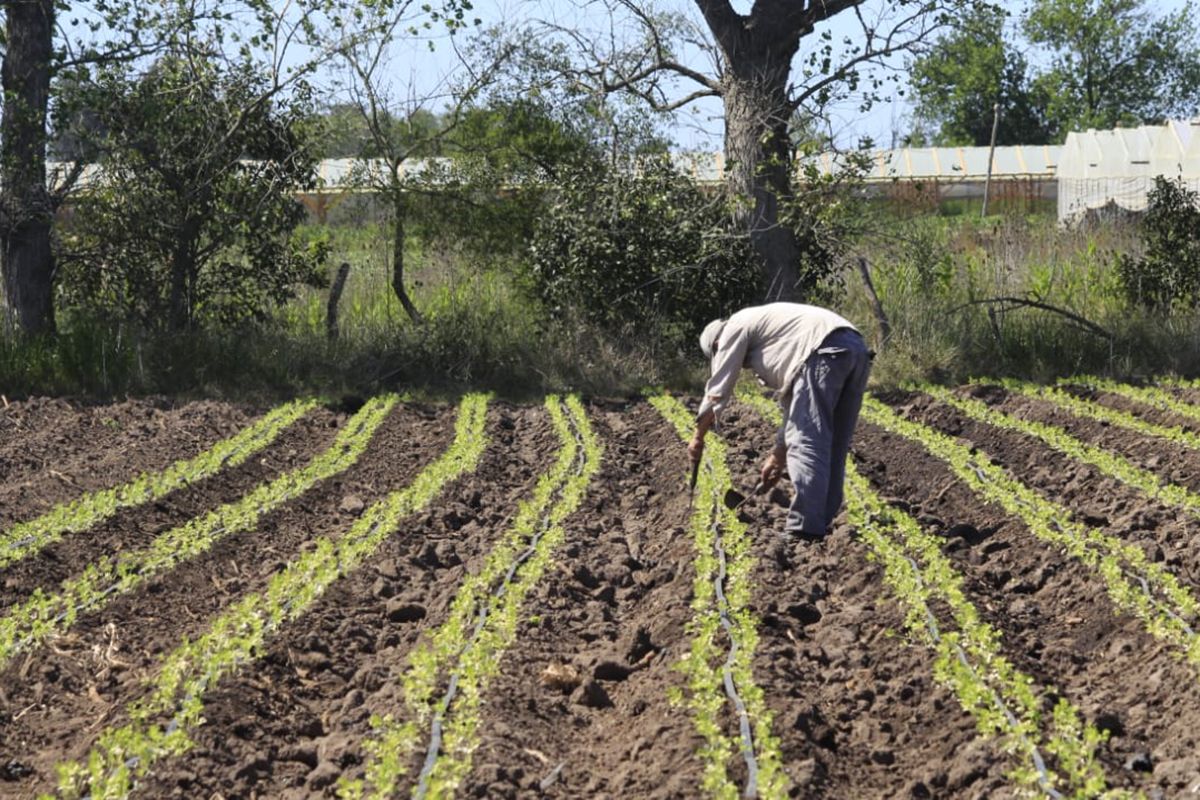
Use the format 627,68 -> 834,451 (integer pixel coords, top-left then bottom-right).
3,382 -> 1200,799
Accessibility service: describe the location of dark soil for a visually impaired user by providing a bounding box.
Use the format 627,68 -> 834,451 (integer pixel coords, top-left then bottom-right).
0,397 -> 263,529
4,389 -> 1200,798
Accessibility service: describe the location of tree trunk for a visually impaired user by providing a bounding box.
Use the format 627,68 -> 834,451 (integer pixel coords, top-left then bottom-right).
169,220 -> 201,331
722,51 -> 802,301
390,191 -> 421,323
0,0 -> 56,335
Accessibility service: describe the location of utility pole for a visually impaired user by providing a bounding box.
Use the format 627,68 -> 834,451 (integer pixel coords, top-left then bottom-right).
981,102 -> 1000,218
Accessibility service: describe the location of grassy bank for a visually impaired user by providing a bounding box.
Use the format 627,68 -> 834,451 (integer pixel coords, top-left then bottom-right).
4,211 -> 1200,400
843,211 -> 1200,385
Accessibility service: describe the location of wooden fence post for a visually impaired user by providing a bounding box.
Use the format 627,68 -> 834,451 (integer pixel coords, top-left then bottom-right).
856,256 -> 891,351
327,261 -> 351,341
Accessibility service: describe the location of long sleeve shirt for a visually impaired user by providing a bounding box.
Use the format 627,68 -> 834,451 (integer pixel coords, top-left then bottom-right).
697,303 -> 858,440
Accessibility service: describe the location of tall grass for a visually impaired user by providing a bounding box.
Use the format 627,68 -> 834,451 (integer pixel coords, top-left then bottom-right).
842,212 -> 1200,385
0,227 -> 690,399
7,204 -> 1200,400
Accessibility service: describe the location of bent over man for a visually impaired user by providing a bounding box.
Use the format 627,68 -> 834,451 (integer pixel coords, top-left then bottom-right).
688,302 -> 871,543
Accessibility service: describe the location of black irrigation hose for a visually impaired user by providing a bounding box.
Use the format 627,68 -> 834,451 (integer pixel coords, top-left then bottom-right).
900,553 -> 1063,800
1041,519 -> 1198,635
413,406 -> 588,800
703,468 -> 761,799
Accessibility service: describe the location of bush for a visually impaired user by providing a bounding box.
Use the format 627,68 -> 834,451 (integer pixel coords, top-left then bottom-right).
57,51 -> 327,332
1118,176 -> 1200,311
527,157 -> 762,349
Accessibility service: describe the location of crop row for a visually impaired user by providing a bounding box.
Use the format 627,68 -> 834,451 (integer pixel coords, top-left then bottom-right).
49,393 -> 490,800
0,397 -> 316,569
861,397 -> 1200,671
735,388 -> 1119,798
1064,376 -> 1200,426
921,384 -> 1200,516
0,395 -> 396,671
344,395 -> 603,800
991,379 -> 1200,452
653,392 -> 786,800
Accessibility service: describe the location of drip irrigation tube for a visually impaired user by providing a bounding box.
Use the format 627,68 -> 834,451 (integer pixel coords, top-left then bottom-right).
709,495 -> 760,799
413,408 -> 588,800
901,553 -> 1063,799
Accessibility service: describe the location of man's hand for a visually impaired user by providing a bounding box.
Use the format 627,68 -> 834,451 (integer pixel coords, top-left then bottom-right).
688,433 -> 705,465
760,446 -> 786,488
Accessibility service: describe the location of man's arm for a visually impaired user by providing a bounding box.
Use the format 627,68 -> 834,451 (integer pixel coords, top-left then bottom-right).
688,407 -> 716,464
689,326 -> 749,464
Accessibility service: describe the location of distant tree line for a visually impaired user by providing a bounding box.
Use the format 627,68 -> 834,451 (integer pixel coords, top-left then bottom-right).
907,0 -> 1200,146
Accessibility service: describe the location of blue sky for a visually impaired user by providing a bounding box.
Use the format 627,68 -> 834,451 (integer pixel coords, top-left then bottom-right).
346,0 -> 1197,152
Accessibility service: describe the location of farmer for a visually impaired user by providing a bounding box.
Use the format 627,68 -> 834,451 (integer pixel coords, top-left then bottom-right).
688,302 -> 871,550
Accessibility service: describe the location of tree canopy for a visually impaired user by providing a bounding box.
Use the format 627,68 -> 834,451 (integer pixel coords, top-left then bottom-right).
909,0 -> 1200,145
908,4 -> 1052,146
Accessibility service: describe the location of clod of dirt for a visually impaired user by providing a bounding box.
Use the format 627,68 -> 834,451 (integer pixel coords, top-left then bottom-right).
385,600 -> 427,623
592,659 -> 633,682
435,541 -> 462,566
1094,712 -> 1125,736
279,744 -> 319,769
572,564 -> 600,590
1125,752 -> 1154,773
1,760 -> 33,781
570,678 -> 612,708
307,761 -> 342,790
339,494 -> 365,515
620,626 -> 657,664
539,663 -> 582,693
371,577 -> 396,599
785,602 -> 823,626
414,541 -> 442,568
945,523 -> 987,545
376,558 -> 401,579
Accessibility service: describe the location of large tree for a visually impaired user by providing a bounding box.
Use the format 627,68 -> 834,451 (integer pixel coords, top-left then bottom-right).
1,0 -> 57,334
0,0 -> 199,335
557,0 -> 978,300
909,4 -> 1052,146
1024,0 -> 1200,133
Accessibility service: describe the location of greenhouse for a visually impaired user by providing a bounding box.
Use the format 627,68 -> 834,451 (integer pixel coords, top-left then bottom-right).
1058,119 -> 1200,223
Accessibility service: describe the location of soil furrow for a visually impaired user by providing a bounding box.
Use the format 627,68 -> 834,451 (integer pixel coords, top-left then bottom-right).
714,406 -> 994,800
1058,384 -> 1200,434
899,388 -> 1200,597
0,402 -> 453,795
855,411 -> 1200,797
0,407 -> 338,610
126,404 -> 555,800
0,398 -> 260,528
969,384 -> 1200,493
459,400 -> 706,800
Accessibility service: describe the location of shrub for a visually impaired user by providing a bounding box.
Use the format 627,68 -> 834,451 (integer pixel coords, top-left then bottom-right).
57,51 -> 327,332
1118,176 -> 1200,311
527,157 -> 762,349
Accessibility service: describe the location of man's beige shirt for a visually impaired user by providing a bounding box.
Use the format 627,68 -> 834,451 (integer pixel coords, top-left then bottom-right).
697,302 -> 857,420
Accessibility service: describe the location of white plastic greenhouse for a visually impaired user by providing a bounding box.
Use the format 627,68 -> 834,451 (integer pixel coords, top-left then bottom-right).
1058,119 -> 1200,223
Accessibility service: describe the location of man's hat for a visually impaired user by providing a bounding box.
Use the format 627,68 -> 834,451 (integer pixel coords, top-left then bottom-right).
699,319 -> 725,360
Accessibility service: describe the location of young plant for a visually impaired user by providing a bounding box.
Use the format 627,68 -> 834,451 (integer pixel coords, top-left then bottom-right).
47,394 -> 490,800
862,397 -> 1200,673
0,396 -> 394,669
0,398 -> 316,568
741,386 -> 1123,798
346,395 -> 603,800
994,379 -> 1200,453
924,384 -> 1200,516
649,392 -> 788,800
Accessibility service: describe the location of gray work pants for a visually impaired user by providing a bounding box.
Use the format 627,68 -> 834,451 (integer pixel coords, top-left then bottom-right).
783,328 -> 871,537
